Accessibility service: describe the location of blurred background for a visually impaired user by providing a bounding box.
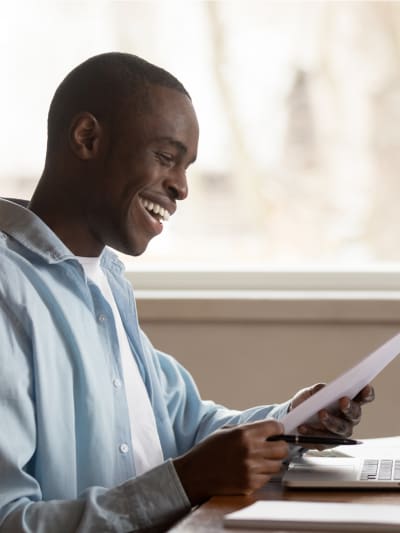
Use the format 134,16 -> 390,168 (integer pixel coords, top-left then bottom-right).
2,0 -> 400,269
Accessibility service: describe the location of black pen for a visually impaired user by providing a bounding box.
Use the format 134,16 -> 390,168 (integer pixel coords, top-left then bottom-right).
266,434 -> 362,445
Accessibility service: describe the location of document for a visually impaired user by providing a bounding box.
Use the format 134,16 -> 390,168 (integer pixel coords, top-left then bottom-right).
281,332 -> 400,433
223,500 -> 400,530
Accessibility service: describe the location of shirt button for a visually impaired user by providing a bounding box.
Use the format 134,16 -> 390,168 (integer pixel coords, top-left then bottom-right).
113,378 -> 122,389
98,314 -> 106,323
119,443 -> 129,454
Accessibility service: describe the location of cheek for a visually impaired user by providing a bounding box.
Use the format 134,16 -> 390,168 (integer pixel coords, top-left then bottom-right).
122,167 -> 157,197
123,194 -> 144,233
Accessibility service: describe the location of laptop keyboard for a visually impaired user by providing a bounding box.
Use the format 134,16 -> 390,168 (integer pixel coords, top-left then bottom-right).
360,459 -> 400,481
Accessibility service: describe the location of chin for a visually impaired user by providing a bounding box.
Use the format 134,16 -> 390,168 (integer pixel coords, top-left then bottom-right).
121,239 -> 150,257
113,228 -> 153,256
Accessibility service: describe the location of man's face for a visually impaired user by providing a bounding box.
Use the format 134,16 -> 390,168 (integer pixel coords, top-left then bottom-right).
89,85 -> 199,256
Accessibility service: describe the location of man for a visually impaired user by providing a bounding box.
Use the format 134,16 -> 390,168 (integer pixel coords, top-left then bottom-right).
0,52 -> 373,532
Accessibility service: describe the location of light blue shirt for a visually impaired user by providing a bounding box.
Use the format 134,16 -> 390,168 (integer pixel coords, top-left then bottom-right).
0,199 -> 289,532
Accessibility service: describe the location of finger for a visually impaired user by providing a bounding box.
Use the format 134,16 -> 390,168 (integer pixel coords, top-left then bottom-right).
224,419 -> 283,440
251,419 -> 284,438
258,459 -> 285,475
261,441 -> 289,459
354,384 -> 375,404
318,410 -> 353,437
289,382 -> 325,411
297,423 -> 327,436
297,413 -> 353,437
241,473 -> 275,494
248,458 -> 285,482
338,397 -> 361,423
310,382 -> 326,395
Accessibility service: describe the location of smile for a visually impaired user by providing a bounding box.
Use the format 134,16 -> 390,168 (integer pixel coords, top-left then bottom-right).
140,198 -> 171,223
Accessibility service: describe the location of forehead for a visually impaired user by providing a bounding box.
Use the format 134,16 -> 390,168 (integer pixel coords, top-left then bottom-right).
120,85 -> 199,152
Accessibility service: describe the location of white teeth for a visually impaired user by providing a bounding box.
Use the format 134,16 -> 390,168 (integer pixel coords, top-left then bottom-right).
141,198 -> 171,222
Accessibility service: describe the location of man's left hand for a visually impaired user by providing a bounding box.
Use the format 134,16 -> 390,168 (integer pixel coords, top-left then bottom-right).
289,383 -> 375,439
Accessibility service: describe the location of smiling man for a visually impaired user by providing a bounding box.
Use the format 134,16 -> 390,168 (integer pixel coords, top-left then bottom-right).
0,53 -> 374,532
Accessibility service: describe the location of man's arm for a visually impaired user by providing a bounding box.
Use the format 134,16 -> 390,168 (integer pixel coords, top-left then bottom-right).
0,300 -> 191,533
150,340 -> 374,505
170,383 -> 374,505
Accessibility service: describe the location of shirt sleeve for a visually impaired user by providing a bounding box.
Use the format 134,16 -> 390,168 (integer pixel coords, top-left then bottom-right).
143,331 -> 291,454
2,461 -> 190,533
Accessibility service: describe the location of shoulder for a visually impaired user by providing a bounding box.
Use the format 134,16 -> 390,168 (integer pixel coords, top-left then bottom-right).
0,236 -> 25,283
0,234 -> 43,305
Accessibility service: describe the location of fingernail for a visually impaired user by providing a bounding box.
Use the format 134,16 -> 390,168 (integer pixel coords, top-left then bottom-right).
342,400 -> 351,414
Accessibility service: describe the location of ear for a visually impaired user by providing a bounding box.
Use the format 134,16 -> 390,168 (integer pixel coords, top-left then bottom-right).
69,112 -> 103,160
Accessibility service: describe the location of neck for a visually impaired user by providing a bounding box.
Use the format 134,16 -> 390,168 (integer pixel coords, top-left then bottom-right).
29,168 -> 104,257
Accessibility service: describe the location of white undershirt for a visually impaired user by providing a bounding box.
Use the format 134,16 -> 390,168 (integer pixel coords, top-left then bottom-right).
77,256 -> 164,475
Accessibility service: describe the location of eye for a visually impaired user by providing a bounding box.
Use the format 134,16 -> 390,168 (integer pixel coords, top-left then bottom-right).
156,152 -> 174,166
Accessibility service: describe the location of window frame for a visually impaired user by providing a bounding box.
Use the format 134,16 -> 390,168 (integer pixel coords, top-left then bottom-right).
125,268 -> 400,292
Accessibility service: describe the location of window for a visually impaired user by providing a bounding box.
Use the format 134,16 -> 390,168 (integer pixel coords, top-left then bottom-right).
3,1 -> 400,278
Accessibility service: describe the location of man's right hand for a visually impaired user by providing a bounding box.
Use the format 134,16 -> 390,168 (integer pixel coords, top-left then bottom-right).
173,419 -> 288,505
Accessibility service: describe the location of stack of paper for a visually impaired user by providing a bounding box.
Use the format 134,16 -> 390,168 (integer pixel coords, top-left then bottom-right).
224,500 -> 400,531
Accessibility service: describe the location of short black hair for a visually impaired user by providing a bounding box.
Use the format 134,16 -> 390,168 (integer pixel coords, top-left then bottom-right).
46,52 -> 190,152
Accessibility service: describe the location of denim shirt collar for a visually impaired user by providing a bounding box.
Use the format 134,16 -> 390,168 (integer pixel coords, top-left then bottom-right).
0,198 -> 125,275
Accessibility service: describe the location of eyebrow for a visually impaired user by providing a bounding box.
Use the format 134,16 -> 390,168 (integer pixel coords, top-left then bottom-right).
156,136 -> 197,164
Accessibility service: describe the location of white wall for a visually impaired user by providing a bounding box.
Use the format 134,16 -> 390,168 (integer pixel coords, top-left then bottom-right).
137,294 -> 400,438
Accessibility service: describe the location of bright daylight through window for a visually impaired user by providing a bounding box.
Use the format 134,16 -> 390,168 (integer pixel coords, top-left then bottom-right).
2,1 -> 400,277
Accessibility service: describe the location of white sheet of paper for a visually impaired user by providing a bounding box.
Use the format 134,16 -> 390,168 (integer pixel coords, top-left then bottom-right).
224,500 -> 400,530
307,435 -> 400,459
281,332 -> 400,433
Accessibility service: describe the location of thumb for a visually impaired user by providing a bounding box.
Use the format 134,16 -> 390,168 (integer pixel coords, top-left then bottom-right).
290,382 -> 325,411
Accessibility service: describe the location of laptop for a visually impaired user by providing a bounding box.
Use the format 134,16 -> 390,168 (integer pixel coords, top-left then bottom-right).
282,455 -> 400,489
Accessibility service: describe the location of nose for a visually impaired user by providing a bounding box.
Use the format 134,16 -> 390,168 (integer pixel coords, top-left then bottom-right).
164,169 -> 188,201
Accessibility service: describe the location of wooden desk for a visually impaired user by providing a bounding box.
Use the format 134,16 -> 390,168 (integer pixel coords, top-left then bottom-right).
168,478 -> 400,532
